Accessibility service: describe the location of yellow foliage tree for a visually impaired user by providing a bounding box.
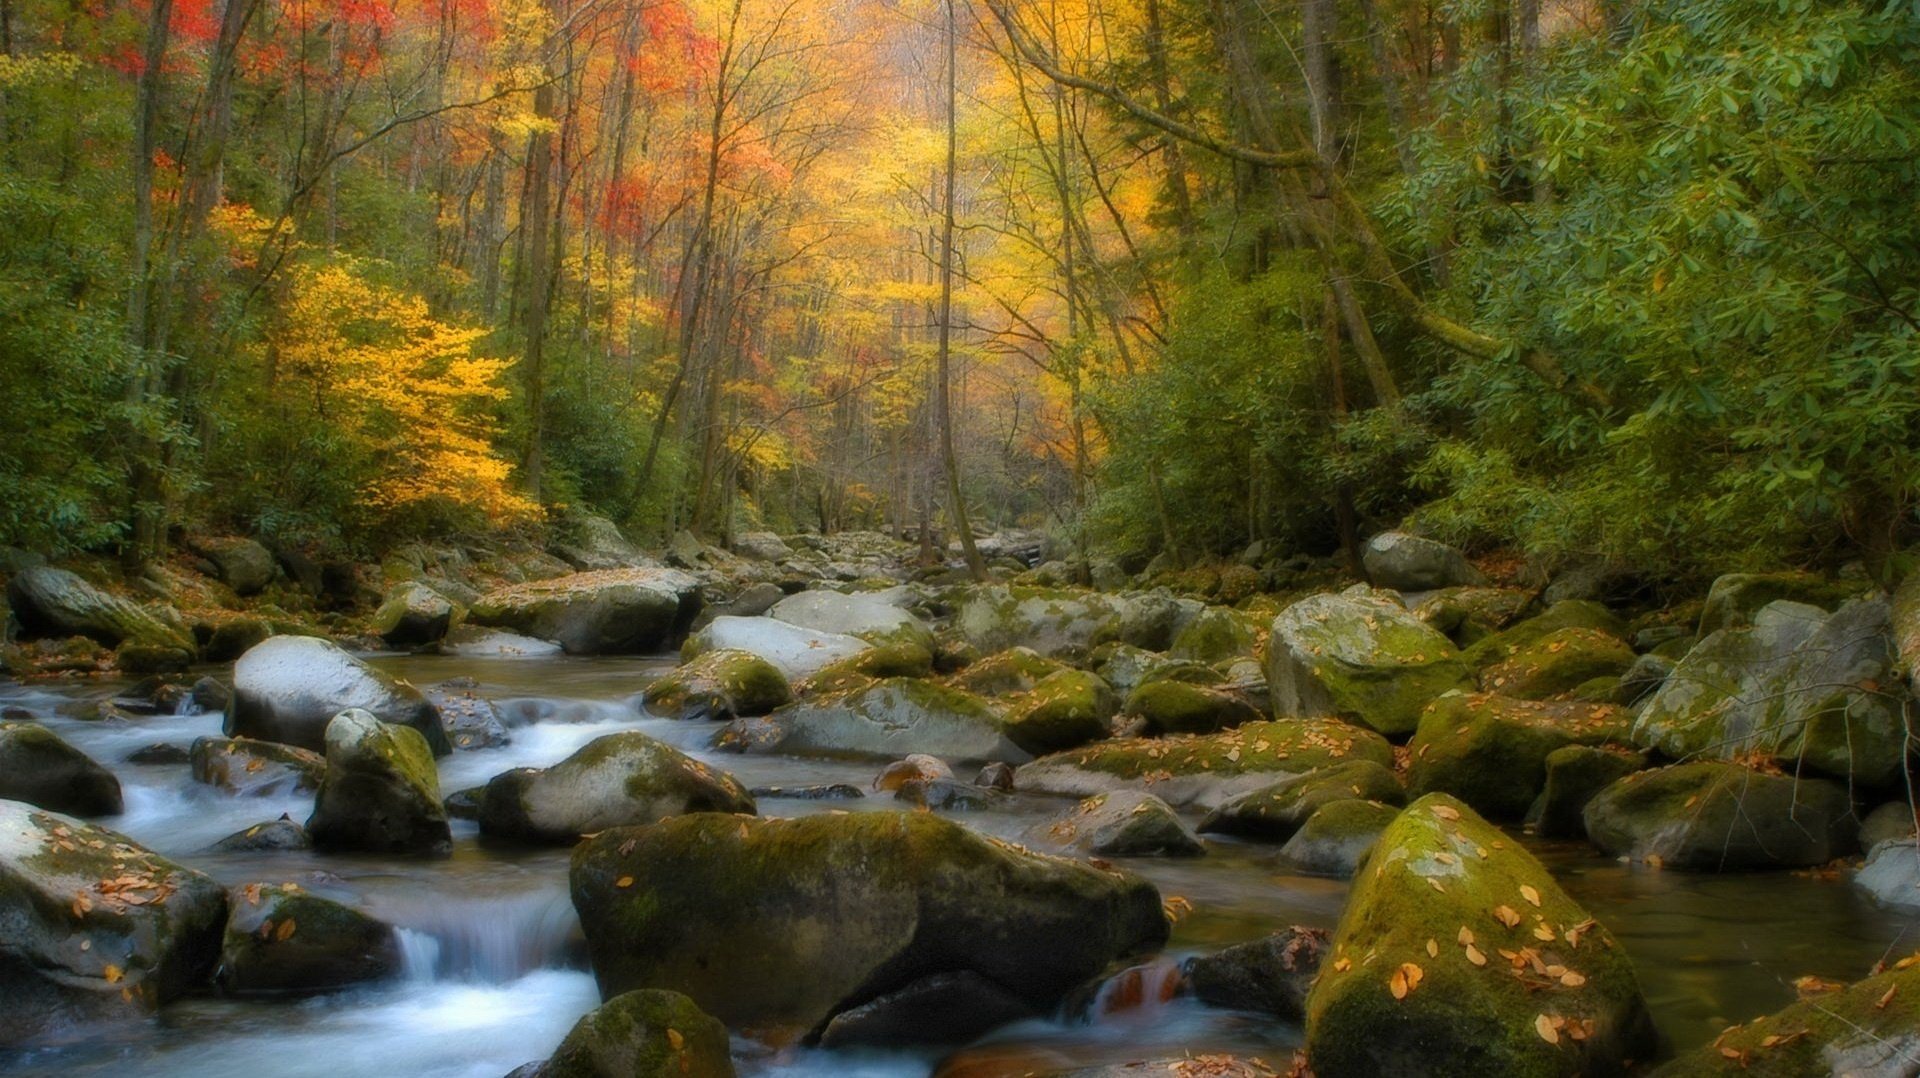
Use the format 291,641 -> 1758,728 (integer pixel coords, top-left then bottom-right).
274,260 -> 536,522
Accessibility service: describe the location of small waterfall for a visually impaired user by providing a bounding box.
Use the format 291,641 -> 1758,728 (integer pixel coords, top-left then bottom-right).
390,889 -> 582,983
1086,958 -> 1187,1024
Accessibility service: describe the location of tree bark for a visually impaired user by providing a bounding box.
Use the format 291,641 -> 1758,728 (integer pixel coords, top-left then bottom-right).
938,0 -> 987,580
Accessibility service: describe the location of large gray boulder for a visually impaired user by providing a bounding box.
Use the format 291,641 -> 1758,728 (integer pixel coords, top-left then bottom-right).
371,582 -> 459,647
226,635 -> 450,756
1633,599 -> 1911,787
305,710 -> 450,857
0,722 -> 123,816
719,678 -> 1025,763
6,566 -> 191,650
1696,571 -> 1860,634
1583,762 -> 1857,870
195,537 -> 277,596
189,736 -> 325,797
953,586 -> 1198,657
1031,790 -> 1204,858
682,615 -> 870,680
1853,839 -> 1920,913
0,801 -> 228,1045
478,731 -> 754,845
769,589 -> 934,649
468,568 -> 702,655
642,649 -> 791,721
218,885 -> 403,995
1361,531 -> 1485,591
1266,589 -> 1472,737
569,811 -> 1167,1035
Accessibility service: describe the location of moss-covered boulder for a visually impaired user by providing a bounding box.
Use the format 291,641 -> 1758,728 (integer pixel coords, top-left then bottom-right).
1460,601 -> 1628,671
642,649 -> 791,721
817,970 -> 1036,1049
719,678 -> 1025,763
1582,762 -> 1857,870
1304,794 -> 1655,1077
1199,760 -> 1406,840
526,989 -> 736,1078
210,819 -> 311,852
1015,718 -> 1395,809
218,885 -> 403,995
468,568 -> 702,655
1633,598 -> 1911,788
1003,670 -> 1119,755
1091,642 -> 1163,697
1407,694 -> 1631,820
226,635 -> 451,756
371,582 -> 459,647
305,709 -> 450,857
1361,532 -> 1485,591
1168,607 -> 1258,665
0,801 -> 228,1045
1031,790 -> 1204,857
1413,587 -> 1534,648
954,585 -> 1193,656
0,722 -> 123,816
422,681 -> 511,751
1531,746 -> 1647,840
1651,957 -> 1920,1076
949,646 -> 1067,695
1281,799 -> 1400,878
569,811 -> 1167,1036
682,614 -> 870,680
1187,926 -> 1328,1019
6,566 -> 193,652
1696,571 -> 1862,634
189,736 -> 325,797
1266,590 -> 1471,737
1123,680 -> 1262,736
1479,628 -> 1635,700
478,731 -> 754,845
797,641 -> 933,697
769,588 -> 934,650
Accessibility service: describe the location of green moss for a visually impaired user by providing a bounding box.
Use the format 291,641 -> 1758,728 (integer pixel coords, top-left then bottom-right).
1200,760 -> 1406,839
1480,628 -> 1635,700
1652,961 -> 1920,1076
1169,607 -> 1258,664
545,989 -> 736,1078
1462,601 -> 1628,671
1408,694 -> 1631,820
645,648 -> 792,720
1040,719 -> 1393,781
1123,680 -> 1261,735
947,646 -> 1066,695
1004,669 -> 1118,754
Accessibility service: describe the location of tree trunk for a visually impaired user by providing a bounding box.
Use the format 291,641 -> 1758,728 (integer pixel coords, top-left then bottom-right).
938,0 -> 986,580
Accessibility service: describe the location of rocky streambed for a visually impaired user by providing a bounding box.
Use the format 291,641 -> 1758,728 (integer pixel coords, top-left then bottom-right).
1,543 -> 1918,1077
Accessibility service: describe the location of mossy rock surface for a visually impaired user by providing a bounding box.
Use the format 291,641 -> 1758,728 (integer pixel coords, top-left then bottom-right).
1413,587 -> 1534,647
1168,607 -> 1259,664
1361,532 -> 1485,591
1031,790 -> 1203,857
0,721 -> 123,816
569,811 -> 1167,1035
1480,628 -> 1635,700
1016,718 -> 1394,809
479,731 -> 754,845
1123,680 -> 1261,736
949,646 -> 1067,696
1531,746 -> 1647,840
1408,694 -> 1631,820
682,614 -> 870,680
1651,957 -> 1920,1076
189,736 -> 325,797
1582,762 -> 1857,870
1460,601 -> 1627,671
642,648 -> 791,721
305,709 -> 450,857
0,801 -> 228,1044
1003,669 -> 1118,755
1266,590 -> 1471,737
1305,794 -> 1656,1078
1281,799 -> 1401,878
798,642 -> 933,697
718,677 -> 1025,763
1187,926 -> 1328,1019
6,566 -> 193,651
1696,571 -> 1862,635
371,583 -> 459,647
1199,760 -> 1405,840
469,568 -> 701,655
219,885 -> 402,995
1090,643 -> 1162,697
210,819 -> 311,852
536,989 -> 736,1078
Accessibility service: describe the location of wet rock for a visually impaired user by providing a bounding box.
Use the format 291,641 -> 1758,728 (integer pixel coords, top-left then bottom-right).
1531,745 -> 1647,840
7,566 -> 192,651
218,885 -> 403,995
423,682 -> 511,751
372,583 -> 459,647
1004,669 -> 1119,754
467,568 -> 702,655
1362,531 -> 1485,591
873,753 -> 953,791
976,762 -> 1016,790
1199,760 -> 1406,841
1186,926 -> 1328,1019
798,641 -> 934,696
442,786 -> 486,820
1033,790 -> 1203,857
1459,600 -> 1627,671
1407,694 -> 1631,820
1633,598 -> 1911,787
479,731 -> 754,845
1650,958 -> 1920,1076
1123,680 -> 1261,736
195,537 -> 277,596
683,614 -> 870,680
748,783 -> 864,801
116,641 -> 193,675
893,778 -> 1010,811
642,648 -> 791,721
210,819 -> 312,852
1168,607 -> 1258,664
0,802 -> 227,1045
770,588 -> 934,650
949,646 -> 1067,695
570,811 -> 1167,1035
1304,795 -> 1655,1078
190,736 -> 326,796
1280,799 -> 1400,878
720,678 -> 1025,763
1853,840 -> 1920,913
227,635 -> 450,756
0,721 -> 124,816
1090,643 -> 1161,698
1016,719 -> 1395,810
1860,801 -> 1918,852
1583,762 -> 1857,870
438,625 -> 564,659
305,709 -> 450,857
1696,571 -> 1861,634
1266,589 -> 1471,737
952,585 -> 1152,657
527,989 -> 735,1078
1614,652 -> 1675,706
200,617 -> 273,663
1478,627 -> 1635,700
127,742 -> 192,765
191,677 -> 232,713
820,971 -> 1036,1049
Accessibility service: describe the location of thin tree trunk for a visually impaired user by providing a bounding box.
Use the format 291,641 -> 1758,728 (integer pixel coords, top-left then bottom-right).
938,0 -> 986,580
122,0 -> 175,570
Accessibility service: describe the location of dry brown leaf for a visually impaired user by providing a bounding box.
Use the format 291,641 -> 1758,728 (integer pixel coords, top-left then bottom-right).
616,876 -> 635,889
666,1028 -> 685,1050
1465,944 -> 1486,966
1426,939 -> 1438,958
1519,885 -> 1541,907
1432,805 -> 1461,821
1494,905 -> 1523,928
1535,1014 -> 1559,1044
1561,971 -> 1586,987
276,918 -> 297,942
103,964 -> 123,984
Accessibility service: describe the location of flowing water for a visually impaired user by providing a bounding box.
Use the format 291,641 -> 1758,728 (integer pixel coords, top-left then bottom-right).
2,651 -> 1915,1076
